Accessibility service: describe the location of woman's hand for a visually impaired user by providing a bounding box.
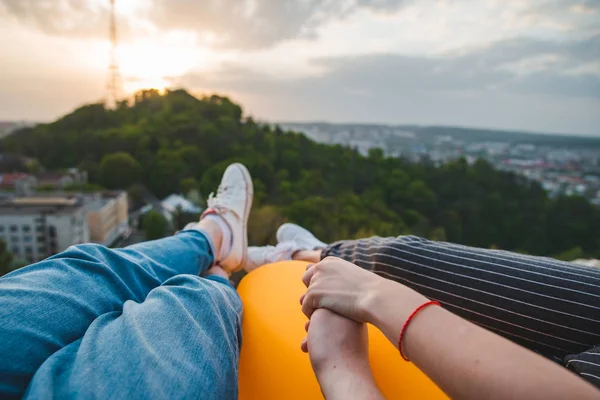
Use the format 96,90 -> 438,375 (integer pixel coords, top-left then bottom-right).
300,260 -> 600,400
300,257 -> 382,322
301,257 -> 427,325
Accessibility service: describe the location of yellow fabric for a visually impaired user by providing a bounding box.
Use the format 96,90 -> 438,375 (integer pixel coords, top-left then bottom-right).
237,261 -> 448,399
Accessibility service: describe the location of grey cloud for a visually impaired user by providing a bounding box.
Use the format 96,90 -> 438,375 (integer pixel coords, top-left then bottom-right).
0,0 -> 408,47
179,35 -> 600,134
2,0 -> 598,51
532,0 -> 600,14
527,0 -> 600,37
0,0 -> 130,39
187,35 -> 600,98
149,0 -> 408,49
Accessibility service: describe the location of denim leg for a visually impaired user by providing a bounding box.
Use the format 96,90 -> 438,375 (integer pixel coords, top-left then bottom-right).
25,275 -> 242,400
0,230 -> 215,399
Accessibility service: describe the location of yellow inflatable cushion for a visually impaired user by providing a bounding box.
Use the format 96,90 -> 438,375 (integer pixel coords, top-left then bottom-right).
237,261 -> 448,399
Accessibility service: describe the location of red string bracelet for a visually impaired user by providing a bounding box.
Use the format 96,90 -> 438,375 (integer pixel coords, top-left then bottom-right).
398,300 -> 441,361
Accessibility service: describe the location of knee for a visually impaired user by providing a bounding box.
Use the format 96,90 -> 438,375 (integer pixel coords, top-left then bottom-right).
161,275 -> 242,315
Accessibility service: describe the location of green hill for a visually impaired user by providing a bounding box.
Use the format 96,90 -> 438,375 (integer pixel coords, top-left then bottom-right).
2,89 -> 599,258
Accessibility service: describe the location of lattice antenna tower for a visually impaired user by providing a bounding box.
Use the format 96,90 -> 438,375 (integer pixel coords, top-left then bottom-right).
107,0 -> 123,108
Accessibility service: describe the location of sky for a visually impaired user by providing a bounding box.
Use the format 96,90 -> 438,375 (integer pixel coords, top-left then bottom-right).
0,0 -> 599,135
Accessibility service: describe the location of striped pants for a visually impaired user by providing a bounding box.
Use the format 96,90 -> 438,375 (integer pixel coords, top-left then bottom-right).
322,236 -> 600,388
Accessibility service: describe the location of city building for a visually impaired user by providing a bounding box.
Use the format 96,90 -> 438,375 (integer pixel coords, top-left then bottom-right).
85,192 -> 129,246
35,169 -> 88,189
0,173 -> 35,192
161,194 -> 202,215
0,197 -> 89,263
0,192 -> 129,263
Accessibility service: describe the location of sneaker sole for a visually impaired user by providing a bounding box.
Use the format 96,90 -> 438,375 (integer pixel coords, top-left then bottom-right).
233,163 -> 253,272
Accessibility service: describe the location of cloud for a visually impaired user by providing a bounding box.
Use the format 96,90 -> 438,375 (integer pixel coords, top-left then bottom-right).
1,0 -> 597,51
186,35 -> 600,97
0,0 -> 105,37
525,0 -> 600,37
179,35 -> 600,134
0,0 -> 409,48
0,0 -> 139,40
532,0 -> 600,15
148,0 -> 408,49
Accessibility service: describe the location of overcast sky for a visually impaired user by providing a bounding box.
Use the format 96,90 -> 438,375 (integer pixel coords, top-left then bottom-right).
0,0 -> 598,135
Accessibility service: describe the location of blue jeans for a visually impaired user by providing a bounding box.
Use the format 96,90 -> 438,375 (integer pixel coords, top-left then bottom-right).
0,230 -> 242,400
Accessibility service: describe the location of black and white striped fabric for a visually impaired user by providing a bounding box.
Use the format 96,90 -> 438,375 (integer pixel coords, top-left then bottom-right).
322,235 -> 600,388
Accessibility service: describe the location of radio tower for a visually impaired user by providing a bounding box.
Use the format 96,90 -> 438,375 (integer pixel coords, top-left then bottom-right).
106,0 -> 123,108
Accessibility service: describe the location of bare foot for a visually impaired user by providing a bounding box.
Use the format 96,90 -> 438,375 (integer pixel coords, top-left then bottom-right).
302,309 -> 383,400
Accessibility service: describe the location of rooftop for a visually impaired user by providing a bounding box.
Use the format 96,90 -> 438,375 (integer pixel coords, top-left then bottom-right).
161,194 -> 202,214
0,173 -> 31,186
11,197 -> 78,206
0,195 -> 84,215
82,191 -> 126,212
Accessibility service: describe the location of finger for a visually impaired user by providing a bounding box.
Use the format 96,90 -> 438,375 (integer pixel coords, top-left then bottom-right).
299,293 -> 306,305
306,263 -> 314,271
305,320 -> 310,332
301,292 -> 316,319
302,265 -> 317,288
301,337 -> 308,353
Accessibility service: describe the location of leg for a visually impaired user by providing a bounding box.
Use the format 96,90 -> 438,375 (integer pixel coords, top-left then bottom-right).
293,250 -> 321,263
244,223 -> 324,271
25,273 -> 242,400
0,161 -> 252,399
322,236 -> 600,360
0,228 -> 217,398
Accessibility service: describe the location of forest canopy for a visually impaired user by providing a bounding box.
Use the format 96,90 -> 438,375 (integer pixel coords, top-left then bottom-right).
2,89 -> 598,258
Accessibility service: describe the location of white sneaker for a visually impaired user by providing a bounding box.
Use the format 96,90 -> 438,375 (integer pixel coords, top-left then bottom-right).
202,163 -> 253,273
245,241 -> 297,272
276,223 -> 327,252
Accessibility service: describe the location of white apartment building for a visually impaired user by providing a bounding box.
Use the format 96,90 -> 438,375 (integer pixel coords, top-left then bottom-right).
83,192 -> 129,246
0,197 -> 89,263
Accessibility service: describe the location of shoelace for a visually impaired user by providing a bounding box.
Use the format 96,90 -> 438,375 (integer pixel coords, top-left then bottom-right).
206,185 -> 241,218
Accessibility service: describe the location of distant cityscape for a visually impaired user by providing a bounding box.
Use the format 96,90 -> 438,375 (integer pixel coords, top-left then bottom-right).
281,123 -> 600,206
0,120 -> 598,268
0,166 -> 201,266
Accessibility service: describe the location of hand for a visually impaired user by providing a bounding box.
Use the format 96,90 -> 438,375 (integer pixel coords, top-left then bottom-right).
301,257 -> 429,332
300,257 -> 385,322
301,308 -> 369,371
301,308 -> 383,400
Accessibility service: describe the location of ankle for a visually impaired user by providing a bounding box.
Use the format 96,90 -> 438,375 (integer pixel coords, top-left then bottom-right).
205,266 -> 230,279
292,250 -> 322,263
197,219 -> 223,258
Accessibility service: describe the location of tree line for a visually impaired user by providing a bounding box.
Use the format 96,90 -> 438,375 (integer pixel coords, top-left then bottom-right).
1,89 -> 599,260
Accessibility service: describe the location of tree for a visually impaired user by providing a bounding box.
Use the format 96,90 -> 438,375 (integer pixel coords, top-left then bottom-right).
248,205 -> 286,246
553,246 -> 584,262
2,89 -> 599,259
142,211 -> 169,240
405,180 -> 437,215
127,184 -> 146,210
172,205 -> 200,231
26,159 -> 42,174
0,240 -> 14,277
99,152 -> 141,189
429,227 -> 447,242
180,177 -> 199,195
